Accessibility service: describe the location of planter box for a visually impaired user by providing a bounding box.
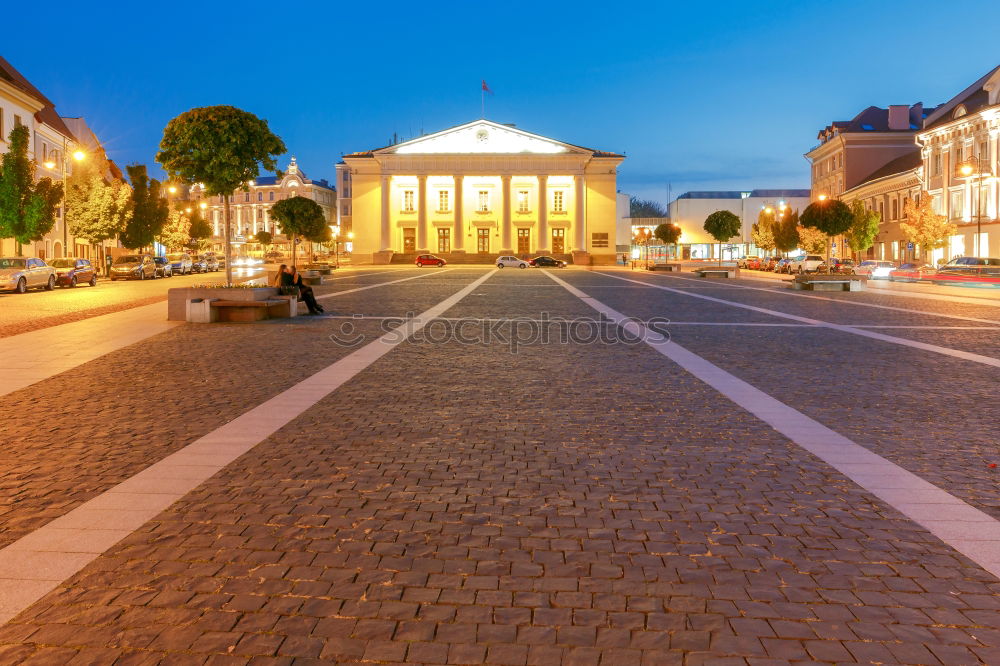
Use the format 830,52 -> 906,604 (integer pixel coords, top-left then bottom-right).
167,287 -> 281,321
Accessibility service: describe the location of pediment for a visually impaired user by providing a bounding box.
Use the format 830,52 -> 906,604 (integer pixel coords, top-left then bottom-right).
381,121 -> 588,156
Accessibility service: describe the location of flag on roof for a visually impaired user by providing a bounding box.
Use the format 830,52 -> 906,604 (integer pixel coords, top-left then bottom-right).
482,80 -> 493,95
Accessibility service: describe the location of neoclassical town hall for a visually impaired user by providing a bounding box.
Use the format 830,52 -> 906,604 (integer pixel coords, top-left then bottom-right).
338,120 -> 624,264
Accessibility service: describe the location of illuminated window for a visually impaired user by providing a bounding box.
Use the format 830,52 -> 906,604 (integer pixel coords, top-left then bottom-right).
269,191 -> 274,201
257,192 -> 262,202
403,190 -> 415,212
932,153 -> 942,176
553,190 -> 564,213
517,190 -> 529,213
478,190 -> 489,212
438,190 -> 450,213
245,193 -> 250,202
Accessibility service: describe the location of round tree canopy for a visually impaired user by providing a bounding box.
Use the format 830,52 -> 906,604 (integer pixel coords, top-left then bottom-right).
800,199 -> 853,236
703,210 -> 741,243
653,222 -> 681,245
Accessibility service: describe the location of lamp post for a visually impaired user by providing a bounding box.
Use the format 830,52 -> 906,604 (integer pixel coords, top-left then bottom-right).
958,156 -> 993,258
44,145 -> 85,259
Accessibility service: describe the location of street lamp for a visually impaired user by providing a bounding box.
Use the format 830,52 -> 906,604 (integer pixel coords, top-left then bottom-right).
633,227 -> 652,269
44,147 -> 86,258
817,193 -> 828,201
958,155 -> 993,258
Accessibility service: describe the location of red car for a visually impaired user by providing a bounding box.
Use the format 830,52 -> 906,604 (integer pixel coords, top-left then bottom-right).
415,254 -> 446,267
50,257 -> 98,287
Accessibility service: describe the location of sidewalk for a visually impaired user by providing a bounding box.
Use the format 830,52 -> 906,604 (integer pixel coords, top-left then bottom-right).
0,302 -> 180,398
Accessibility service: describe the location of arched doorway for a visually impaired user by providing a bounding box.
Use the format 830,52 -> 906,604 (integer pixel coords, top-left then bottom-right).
53,241 -> 64,259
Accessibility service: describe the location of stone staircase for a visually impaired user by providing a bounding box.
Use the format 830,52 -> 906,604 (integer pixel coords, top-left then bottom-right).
389,252 -> 575,265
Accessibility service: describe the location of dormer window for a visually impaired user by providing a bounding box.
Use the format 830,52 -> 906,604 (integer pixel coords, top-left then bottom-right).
953,105 -> 967,119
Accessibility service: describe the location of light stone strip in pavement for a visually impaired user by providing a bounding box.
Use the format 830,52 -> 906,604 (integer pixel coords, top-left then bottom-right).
0,302 -> 181,399
597,271 -> 1000,368
0,269 -> 438,401
313,268 -> 450,301
544,269 -> 1000,581
0,269 -> 498,627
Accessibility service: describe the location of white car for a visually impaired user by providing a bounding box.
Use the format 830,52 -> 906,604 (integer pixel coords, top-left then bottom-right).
788,254 -> 825,274
854,260 -> 896,279
496,255 -> 528,269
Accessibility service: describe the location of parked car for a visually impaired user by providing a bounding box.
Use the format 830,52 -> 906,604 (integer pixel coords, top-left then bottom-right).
762,256 -> 782,271
214,254 -> 228,270
529,256 -> 567,268
815,258 -> 856,275
190,256 -> 208,273
774,258 -> 793,273
200,254 -> 220,272
110,254 -> 156,280
0,257 -> 56,293
264,251 -> 284,261
889,262 -> 934,282
930,256 -> 1000,286
152,256 -> 173,278
737,255 -> 759,269
854,259 -> 897,279
166,252 -> 192,275
496,255 -> 529,269
746,256 -> 766,270
788,254 -> 825,274
415,254 -> 447,267
50,257 -> 98,287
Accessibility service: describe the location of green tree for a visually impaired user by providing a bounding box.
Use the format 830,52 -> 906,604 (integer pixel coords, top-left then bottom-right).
188,209 -> 212,246
800,199 -> 852,263
774,209 -> 800,253
157,105 -> 286,283
796,224 -> 827,254
653,222 -> 681,258
157,205 -> 191,251
752,209 -> 776,254
630,196 -> 668,218
66,156 -> 132,256
900,193 -> 956,263
702,210 -> 741,265
254,229 -> 273,255
0,125 -> 63,255
121,165 -> 168,251
270,196 -> 327,267
846,200 -> 880,260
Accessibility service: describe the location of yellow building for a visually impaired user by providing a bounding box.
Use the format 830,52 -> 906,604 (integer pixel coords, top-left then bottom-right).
340,120 -> 624,264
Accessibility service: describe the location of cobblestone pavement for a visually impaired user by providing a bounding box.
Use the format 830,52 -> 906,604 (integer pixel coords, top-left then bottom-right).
1,267 -> 1000,664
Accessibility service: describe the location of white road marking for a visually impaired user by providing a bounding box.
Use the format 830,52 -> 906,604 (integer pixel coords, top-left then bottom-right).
0,270 -> 498,626
315,269 -> 447,300
594,272 -> 1000,368
544,270 -> 1000,580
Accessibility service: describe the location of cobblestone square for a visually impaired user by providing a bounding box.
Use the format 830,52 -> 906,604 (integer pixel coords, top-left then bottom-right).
2,267 -> 1000,664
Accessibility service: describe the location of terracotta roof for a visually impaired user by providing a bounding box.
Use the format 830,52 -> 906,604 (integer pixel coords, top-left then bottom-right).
0,54 -> 76,141
816,104 -> 935,141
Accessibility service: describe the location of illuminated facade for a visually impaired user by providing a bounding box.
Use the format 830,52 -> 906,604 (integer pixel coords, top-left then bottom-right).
916,66 -> 1000,259
340,120 -> 624,264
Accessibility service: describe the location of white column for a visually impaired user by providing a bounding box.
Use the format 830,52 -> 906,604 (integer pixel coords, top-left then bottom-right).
380,175 -> 391,251
501,174 -> 512,252
454,176 -> 464,251
574,174 -> 586,251
417,174 -> 428,252
538,175 -> 549,252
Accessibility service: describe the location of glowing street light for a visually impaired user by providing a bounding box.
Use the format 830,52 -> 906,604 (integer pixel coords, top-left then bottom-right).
199,202 -> 208,210
72,150 -> 85,162
168,185 -> 177,195
817,194 -> 828,201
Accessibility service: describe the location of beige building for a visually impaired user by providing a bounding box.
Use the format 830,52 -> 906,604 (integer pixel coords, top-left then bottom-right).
839,153 -> 922,262
916,65 -> 1000,260
192,157 -> 335,254
340,120 -> 624,264
807,103 -> 930,200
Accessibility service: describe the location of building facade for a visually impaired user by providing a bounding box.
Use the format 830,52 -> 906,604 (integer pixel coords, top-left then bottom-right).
192,157 -> 336,254
341,120 -> 624,264
916,66 -> 1000,260
667,189 -> 811,259
806,103 -> 931,200
0,55 -> 98,260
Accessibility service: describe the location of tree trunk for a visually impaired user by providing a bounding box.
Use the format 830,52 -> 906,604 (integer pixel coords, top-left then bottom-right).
224,196 -> 233,285
291,233 -> 297,269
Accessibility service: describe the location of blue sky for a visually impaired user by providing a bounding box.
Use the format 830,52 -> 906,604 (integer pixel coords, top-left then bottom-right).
5,0 -> 1000,204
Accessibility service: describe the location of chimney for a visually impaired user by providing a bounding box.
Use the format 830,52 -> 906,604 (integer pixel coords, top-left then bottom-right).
888,105 -> 910,130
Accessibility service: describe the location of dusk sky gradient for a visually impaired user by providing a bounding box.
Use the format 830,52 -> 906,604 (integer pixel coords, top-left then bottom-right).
6,0 -> 1000,204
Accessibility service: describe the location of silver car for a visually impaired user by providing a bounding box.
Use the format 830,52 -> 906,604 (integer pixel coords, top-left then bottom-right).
495,255 -> 529,269
0,257 -> 56,293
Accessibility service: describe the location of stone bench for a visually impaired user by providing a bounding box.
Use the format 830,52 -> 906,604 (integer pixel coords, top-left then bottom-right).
694,268 -> 738,278
791,275 -> 867,292
186,296 -> 296,322
650,263 -> 683,272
